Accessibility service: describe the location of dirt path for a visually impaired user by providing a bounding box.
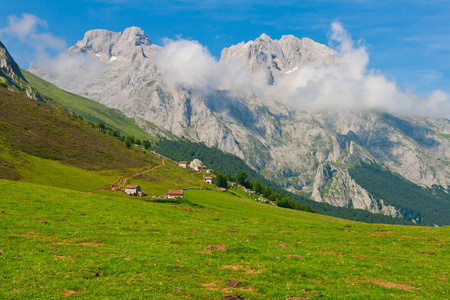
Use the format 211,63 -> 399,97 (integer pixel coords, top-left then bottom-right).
87,159 -> 165,193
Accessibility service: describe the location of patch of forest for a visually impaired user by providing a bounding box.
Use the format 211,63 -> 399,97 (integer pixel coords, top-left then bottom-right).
349,162 -> 450,226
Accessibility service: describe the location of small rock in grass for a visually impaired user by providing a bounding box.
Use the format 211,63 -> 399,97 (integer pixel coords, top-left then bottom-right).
226,280 -> 242,288
39,221 -> 48,224
277,243 -> 289,248
205,245 -> 228,251
1,210 -> 5,214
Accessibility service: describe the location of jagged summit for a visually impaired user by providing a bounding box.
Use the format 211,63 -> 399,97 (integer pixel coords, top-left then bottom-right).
256,33 -> 272,41
220,33 -> 338,84
70,26 -> 158,61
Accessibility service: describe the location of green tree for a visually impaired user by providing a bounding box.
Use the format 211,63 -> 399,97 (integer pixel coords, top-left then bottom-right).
215,173 -> 228,188
253,180 -> 262,194
125,139 -> 132,148
236,170 -> 247,185
142,140 -> 151,150
127,136 -> 135,144
261,186 -> 272,198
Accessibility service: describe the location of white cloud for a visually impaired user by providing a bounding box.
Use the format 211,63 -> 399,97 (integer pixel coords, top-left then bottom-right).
277,22 -> 450,117
0,13 -> 66,53
31,51 -> 106,85
153,38 -> 265,92
0,14 -> 104,84
153,21 -> 450,117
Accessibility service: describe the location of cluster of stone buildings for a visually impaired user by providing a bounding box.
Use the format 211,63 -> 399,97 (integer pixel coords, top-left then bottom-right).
123,160 -> 216,199
178,161 -> 213,175
178,161 -> 215,185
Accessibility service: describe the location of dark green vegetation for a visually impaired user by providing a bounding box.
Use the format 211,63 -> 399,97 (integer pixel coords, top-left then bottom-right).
154,138 -> 415,225
1,180 -> 448,299
155,138 -> 271,186
349,162 -> 450,226
21,69 -> 153,140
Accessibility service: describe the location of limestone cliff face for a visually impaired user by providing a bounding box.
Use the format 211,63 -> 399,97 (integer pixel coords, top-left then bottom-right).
30,27 -> 450,221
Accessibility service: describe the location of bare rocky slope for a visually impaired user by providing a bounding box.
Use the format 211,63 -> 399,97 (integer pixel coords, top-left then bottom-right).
30,27 -> 450,222
0,41 -> 41,100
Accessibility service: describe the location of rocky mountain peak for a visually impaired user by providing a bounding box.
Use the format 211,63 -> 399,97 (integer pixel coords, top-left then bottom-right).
119,26 -> 152,46
256,33 -> 272,42
70,26 -> 156,61
220,33 -> 339,84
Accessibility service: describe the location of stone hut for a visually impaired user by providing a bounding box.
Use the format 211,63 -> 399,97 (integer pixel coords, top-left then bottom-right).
178,161 -> 189,168
204,176 -> 215,184
168,190 -> 184,199
125,185 -> 145,196
196,165 -> 207,172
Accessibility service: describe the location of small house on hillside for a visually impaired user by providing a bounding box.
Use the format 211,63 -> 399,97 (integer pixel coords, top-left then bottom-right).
178,161 -> 189,168
196,165 -> 207,172
125,185 -> 145,196
168,190 -> 184,199
207,169 -> 214,175
204,176 -> 215,184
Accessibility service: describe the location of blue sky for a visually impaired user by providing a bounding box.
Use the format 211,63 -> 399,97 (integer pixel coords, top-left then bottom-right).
1,0 -> 449,96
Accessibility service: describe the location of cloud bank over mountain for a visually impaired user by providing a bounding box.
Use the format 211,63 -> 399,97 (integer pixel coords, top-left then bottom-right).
154,22 -> 449,117
153,38 -> 266,92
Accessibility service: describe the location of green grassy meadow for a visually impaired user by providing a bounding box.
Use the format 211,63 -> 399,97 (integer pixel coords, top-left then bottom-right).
1,180 -> 448,299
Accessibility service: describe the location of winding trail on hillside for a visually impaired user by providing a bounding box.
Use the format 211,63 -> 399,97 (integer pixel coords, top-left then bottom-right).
87,158 -> 165,193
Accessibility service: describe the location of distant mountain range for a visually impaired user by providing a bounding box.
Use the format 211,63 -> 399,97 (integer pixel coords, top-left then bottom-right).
11,27 -> 450,225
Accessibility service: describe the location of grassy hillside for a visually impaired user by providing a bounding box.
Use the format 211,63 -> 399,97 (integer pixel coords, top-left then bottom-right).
0,88 -> 160,173
0,86 -> 215,195
21,69 -> 153,141
0,179 -> 448,299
